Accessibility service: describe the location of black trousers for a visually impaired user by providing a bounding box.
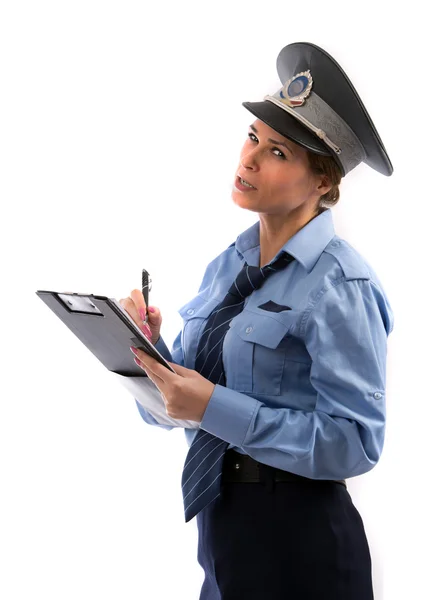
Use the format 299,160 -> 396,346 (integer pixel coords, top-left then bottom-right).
196,477 -> 374,600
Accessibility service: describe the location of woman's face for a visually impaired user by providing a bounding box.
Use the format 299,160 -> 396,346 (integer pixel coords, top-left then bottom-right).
232,119 -> 329,216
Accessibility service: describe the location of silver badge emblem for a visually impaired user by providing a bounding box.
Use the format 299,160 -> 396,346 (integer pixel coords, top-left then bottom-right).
279,70 -> 313,107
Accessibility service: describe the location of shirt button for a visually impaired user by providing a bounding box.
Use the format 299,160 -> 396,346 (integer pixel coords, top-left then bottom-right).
187,309 -> 195,315
234,463 -> 240,470
245,326 -> 253,334
374,392 -> 383,400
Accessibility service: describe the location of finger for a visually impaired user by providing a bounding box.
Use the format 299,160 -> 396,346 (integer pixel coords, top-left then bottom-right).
132,347 -> 157,369
134,355 -> 164,387
120,298 -> 141,325
130,289 -> 147,320
166,361 -> 189,376
133,349 -> 173,381
134,356 -> 148,371
134,357 -> 153,379
121,299 -> 152,339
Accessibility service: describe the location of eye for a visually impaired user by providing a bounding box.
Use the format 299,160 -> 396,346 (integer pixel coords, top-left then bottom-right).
247,132 -> 286,160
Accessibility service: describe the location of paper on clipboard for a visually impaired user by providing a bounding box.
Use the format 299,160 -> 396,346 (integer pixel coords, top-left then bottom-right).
108,298 -> 200,429
111,370 -> 200,429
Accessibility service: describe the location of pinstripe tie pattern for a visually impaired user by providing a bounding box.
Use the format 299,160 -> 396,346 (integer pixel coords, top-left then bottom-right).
182,252 -> 295,522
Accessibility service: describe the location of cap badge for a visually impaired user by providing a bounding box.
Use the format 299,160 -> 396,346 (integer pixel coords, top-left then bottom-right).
279,70 -> 313,108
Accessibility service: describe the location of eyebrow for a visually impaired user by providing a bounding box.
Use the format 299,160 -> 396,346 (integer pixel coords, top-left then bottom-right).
249,124 -> 294,155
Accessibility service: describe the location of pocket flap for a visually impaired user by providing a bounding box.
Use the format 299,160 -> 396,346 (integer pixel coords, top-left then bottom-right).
177,295 -> 221,321
229,305 -> 302,349
230,311 -> 289,349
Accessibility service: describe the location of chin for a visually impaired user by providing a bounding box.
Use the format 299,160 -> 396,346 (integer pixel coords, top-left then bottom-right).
231,187 -> 258,199
231,193 -> 262,213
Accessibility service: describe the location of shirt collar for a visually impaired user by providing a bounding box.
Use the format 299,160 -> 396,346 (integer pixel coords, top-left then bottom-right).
235,208 -> 336,273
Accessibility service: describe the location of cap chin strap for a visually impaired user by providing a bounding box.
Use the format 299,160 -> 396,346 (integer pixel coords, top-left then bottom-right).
264,94 -> 341,155
262,85 -> 367,177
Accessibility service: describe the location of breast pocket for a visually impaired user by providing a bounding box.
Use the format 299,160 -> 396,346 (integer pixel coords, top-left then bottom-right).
177,294 -> 222,370
227,307 -> 298,396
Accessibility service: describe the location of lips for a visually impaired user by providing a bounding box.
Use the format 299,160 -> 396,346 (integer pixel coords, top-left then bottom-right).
237,175 -> 257,189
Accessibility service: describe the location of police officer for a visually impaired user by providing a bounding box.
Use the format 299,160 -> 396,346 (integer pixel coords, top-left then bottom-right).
121,41 -> 394,600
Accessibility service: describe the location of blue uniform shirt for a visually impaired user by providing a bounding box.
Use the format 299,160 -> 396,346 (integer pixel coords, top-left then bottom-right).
137,208 -> 394,481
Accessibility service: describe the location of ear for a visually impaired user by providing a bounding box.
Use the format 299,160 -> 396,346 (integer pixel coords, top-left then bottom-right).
316,174 -> 332,197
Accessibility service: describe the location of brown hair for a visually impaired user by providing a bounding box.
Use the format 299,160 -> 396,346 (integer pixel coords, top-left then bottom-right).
306,151 -> 343,213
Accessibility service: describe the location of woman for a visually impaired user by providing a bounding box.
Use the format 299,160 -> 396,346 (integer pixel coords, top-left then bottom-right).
118,42 -> 394,599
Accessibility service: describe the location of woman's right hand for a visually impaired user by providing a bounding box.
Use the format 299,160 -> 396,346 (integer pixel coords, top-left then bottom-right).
119,289 -> 162,346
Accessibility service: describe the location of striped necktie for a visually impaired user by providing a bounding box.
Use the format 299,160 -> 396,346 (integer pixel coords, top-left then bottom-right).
181,251 -> 295,522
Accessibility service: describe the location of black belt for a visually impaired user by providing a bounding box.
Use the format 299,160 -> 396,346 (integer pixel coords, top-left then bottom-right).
222,449 -> 347,487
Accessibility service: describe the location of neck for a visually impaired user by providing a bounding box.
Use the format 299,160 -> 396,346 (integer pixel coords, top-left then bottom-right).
259,206 -> 320,267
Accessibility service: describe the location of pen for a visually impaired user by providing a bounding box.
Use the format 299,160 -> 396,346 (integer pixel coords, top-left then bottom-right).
142,269 -> 151,324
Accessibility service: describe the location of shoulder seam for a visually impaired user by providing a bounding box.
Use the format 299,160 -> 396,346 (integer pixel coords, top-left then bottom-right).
323,239 -> 371,281
299,277 -> 371,337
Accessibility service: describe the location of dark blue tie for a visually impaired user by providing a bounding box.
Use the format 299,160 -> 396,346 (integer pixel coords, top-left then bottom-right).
181,251 -> 295,522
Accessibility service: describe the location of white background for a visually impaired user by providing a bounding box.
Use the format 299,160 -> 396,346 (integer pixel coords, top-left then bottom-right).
1,1 -> 420,598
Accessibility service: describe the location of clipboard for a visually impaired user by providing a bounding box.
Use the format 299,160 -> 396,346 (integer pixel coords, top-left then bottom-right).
35,290 -> 177,377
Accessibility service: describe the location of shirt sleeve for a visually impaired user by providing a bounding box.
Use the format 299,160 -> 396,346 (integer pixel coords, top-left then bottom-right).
199,278 -> 394,480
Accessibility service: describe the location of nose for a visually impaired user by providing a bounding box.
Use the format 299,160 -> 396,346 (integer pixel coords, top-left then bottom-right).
240,152 -> 259,171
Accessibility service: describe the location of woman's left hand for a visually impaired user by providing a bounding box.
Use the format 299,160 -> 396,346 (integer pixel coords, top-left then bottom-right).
130,347 -> 216,422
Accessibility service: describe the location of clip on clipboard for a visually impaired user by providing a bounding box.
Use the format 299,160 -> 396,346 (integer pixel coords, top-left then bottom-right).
35,290 -> 176,377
